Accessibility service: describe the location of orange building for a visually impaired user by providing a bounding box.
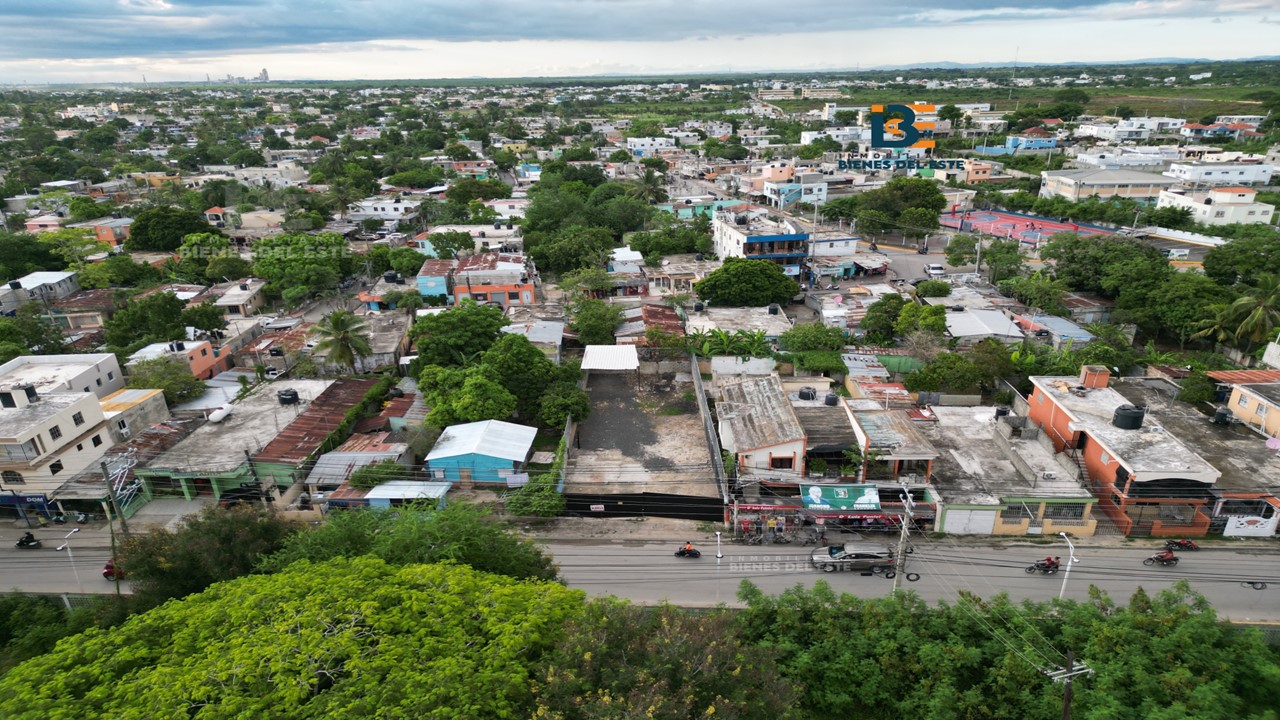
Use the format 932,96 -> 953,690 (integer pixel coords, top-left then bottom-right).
451,253 -> 537,308
126,339 -> 223,380
1026,366 -> 1219,537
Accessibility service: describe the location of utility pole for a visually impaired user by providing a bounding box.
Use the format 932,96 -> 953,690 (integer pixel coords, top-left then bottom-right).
1046,649 -> 1092,720
891,482 -> 915,595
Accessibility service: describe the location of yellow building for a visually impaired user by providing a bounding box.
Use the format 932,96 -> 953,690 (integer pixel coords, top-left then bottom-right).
1226,383 -> 1280,438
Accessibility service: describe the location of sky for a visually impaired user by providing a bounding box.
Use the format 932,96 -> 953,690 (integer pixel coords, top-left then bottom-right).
1,0 -> 1278,84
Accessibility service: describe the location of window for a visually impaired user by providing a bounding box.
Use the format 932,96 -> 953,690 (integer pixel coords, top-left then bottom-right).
507,291 -> 520,301
1000,504 -> 1033,520
107,371 -> 114,380
92,435 -> 102,447
49,425 -> 62,441
0,392 -> 13,408
201,348 -> 208,356
1239,395 -> 1250,409
72,412 -> 84,427
117,419 -> 128,431
1044,503 -> 1086,520
96,378 -> 102,387
1258,404 -> 1268,418
76,443 -> 83,451
1215,211 -> 1226,218
770,457 -> 794,470
49,460 -> 63,475
1099,451 -> 1110,465
473,294 -> 488,302
1,470 -> 23,485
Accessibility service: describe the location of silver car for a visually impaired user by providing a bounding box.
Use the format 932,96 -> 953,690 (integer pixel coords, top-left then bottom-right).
810,544 -> 896,573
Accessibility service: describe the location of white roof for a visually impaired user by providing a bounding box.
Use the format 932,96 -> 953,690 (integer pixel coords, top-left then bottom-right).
16,270 -> 76,287
945,309 -> 1024,339
426,419 -> 537,462
364,480 -> 451,500
581,344 -> 640,371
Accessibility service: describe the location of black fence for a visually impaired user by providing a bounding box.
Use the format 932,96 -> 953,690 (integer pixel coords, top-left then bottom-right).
563,492 -> 725,522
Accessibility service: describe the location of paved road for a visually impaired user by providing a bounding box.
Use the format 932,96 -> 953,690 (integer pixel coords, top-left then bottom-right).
542,540 -> 1280,621
6,540 -> 1276,623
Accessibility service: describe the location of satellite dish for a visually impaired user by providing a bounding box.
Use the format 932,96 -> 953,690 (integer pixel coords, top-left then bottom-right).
1267,438 -> 1280,450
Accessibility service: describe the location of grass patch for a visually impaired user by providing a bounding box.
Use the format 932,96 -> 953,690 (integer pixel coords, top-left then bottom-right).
658,405 -> 688,416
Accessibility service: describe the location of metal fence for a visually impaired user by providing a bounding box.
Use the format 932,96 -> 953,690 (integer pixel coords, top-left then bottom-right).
690,355 -> 729,503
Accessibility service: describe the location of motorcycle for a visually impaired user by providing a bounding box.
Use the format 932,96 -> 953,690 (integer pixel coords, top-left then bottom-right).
103,559 -> 124,581
1143,553 -> 1179,567
674,547 -> 701,559
1025,561 -> 1060,575
14,536 -> 42,550
916,247 -> 929,255
1164,539 -> 1199,551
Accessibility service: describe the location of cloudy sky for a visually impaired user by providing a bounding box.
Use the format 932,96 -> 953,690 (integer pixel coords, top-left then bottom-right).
1,0 -> 1278,83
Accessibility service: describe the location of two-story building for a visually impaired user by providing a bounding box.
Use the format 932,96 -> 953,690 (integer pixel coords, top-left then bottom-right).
1162,162 -> 1275,186
451,253 -> 537,308
0,271 -> 81,315
1157,187 -> 1275,226
128,340 -> 221,380
1038,169 -> 1177,203
210,279 -> 267,316
712,209 -> 808,277
1026,366 -> 1221,537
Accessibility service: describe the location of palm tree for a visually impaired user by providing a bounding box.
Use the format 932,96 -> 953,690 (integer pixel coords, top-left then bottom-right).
312,310 -> 373,374
735,330 -> 770,358
628,169 -> 669,204
1227,274 -> 1280,350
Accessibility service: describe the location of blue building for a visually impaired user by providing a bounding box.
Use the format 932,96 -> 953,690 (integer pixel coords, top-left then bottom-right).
416,258 -> 455,303
1006,135 -> 1058,151
425,419 -> 538,485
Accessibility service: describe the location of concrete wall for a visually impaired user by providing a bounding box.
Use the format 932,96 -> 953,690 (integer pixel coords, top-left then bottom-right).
637,360 -> 691,376
710,356 -> 776,376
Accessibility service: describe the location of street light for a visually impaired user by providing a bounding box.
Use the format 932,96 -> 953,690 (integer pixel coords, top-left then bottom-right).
56,527 -> 82,594
715,530 -> 723,605
1058,532 -> 1079,601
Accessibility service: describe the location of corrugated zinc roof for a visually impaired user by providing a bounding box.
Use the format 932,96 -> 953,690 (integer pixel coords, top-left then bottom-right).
425,419 -> 537,462
581,344 -> 639,370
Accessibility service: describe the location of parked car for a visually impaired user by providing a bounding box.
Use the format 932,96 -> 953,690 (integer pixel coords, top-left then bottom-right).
809,543 -> 896,573
925,263 -> 947,278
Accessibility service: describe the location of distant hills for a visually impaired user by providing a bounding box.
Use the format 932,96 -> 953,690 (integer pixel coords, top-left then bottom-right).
864,56 -> 1280,71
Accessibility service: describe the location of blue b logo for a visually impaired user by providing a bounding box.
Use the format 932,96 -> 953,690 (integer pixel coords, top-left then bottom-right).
869,104 -> 935,149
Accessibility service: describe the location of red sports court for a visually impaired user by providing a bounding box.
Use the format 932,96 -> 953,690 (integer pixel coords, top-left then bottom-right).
940,209 -> 1110,247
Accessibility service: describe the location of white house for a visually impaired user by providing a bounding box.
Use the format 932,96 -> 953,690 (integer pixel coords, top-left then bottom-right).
347,196 -> 422,223
0,376 -> 113,499
0,354 -> 124,400
1157,187 -> 1276,226
625,137 -> 676,157
1073,121 -> 1151,143
1162,162 -> 1275,186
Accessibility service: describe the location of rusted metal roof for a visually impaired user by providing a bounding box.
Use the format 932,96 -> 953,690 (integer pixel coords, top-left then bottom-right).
253,378 -> 380,465
352,395 -> 415,434
1206,370 -> 1280,384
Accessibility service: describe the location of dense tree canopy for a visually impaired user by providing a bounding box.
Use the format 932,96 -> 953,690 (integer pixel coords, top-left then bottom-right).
695,258 -> 800,306
125,207 -> 218,252
409,299 -> 508,367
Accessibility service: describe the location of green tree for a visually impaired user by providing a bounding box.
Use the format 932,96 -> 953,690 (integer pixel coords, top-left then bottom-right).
444,142 -> 478,160
607,148 -> 632,163
103,291 -> 186,349
894,303 -> 947,337
346,459 -> 409,489
1198,273 -> 1280,350
252,232 -> 352,297
261,502 -> 558,581
312,310 -> 373,373
998,271 -> 1068,314
627,168 -> 669,204
779,323 -> 847,352
425,368 -> 518,426
478,333 -> 569,420
902,351 -> 982,391
534,603 -> 799,719
568,297 -> 624,345
914,279 -> 951,298
1202,232 -> 1280,286
0,559 -> 582,719
695,258 -> 800,307
446,177 -> 512,204
983,238 -> 1026,283
1147,272 -> 1233,348
898,206 -> 939,239
36,228 -> 109,266
180,301 -> 227,334
409,299 -> 508,367
538,381 -> 590,427
859,294 -> 906,344
424,229 -> 476,259
0,306 -> 70,357
116,505 -> 298,607
0,231 -> 65,279
855,208 -> 894,235
388,247 -> 425,276
204,255 -> 253,283
126,207 -> 217,252
944,233 -> 978,267
937,104 -> 965,124
528,225 -> 614,274
127,357 -> 207,404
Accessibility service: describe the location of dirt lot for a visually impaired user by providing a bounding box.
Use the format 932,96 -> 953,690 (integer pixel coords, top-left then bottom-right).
563,373 -> 720,497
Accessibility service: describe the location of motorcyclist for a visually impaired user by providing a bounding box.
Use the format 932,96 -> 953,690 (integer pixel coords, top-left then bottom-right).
1155,549 -> 1176,562
19,532 -> 35,544
683,541 -> 695,554
1042,556 -> 1057,569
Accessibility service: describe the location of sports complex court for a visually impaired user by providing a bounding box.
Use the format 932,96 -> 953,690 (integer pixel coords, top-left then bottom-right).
939,210 -> 1111,247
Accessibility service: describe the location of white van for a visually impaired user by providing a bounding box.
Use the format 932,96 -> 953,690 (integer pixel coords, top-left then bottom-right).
1162,248 -> 1190,260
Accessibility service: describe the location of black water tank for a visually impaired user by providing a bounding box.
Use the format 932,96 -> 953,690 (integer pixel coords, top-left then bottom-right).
382,270 -> 397,283
174,341 -> 185,351
799,387 -> 817,400
768,303 -> 780,315
277,388 -> 299,405
494,221 -> 502,229
995,406 -> 1011,418
695,253 -> 704,261
268,347 -> 284,357
1112,404 -> 1145,430
506,223 -> 514,230
7,281 -> 20,290
388,388 -> 405,398
824,393 -> 839,406
239,283 -> 249,291
1212,407 -> 1233,425
693,301 -> 704,312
